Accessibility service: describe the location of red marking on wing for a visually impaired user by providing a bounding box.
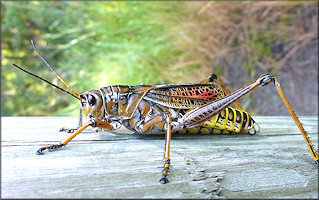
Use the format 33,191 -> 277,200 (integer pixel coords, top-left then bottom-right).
196,91 -> 217,99
185,90 -> 218,100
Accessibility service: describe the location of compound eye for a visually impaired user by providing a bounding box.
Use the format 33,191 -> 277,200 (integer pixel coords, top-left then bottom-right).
88,95 -> 96,107
80,94 -> 86,107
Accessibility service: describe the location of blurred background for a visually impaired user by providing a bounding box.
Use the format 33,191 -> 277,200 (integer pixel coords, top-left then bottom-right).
1,1 -> 318,117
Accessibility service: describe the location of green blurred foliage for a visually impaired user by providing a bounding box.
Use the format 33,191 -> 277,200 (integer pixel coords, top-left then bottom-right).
1,1 -> 194,116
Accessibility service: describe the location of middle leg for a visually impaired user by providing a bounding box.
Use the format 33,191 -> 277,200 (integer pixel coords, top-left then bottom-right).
60,106 -> 83,133
138,112 -> 172,184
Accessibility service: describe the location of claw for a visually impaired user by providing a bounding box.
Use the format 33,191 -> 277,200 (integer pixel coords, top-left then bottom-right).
159,176 -> 169,184
36,143 -> 64,155
159,158 -> 170,184
36,147 -> 46,155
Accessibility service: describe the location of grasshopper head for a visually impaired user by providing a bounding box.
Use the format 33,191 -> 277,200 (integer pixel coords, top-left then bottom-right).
80,90 -> 104,119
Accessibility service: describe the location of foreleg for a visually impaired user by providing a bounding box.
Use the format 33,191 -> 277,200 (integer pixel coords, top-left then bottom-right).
36,118 -> 113,155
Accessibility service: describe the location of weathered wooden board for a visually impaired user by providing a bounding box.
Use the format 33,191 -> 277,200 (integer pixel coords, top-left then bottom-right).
1,116 -> 318,198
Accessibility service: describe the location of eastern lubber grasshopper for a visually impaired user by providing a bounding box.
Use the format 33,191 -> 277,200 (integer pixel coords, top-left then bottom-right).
13,41 -> 319,184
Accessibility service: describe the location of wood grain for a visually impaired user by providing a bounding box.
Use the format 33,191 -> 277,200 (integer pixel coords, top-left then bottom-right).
1,116 -> 318,198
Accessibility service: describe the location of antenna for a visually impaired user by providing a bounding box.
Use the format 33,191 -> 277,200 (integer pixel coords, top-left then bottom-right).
13,63 -> 80,100
30,40 -> 79,98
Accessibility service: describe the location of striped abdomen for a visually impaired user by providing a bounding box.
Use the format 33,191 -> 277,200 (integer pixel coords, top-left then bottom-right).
175,107 -> 260,135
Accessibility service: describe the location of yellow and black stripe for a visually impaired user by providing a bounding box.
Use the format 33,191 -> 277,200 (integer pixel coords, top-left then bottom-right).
174,107 -> 259,135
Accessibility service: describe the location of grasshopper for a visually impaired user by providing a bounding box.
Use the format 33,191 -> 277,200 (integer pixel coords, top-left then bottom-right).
13,41 -> 318,184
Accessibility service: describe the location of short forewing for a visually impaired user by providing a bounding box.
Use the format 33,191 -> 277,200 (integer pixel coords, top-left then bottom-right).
144,84 -> 226,109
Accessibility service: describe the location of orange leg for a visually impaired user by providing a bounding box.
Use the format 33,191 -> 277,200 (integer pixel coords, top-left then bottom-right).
274,77 -> 318,164
216,76 -> 242,111
182,74 -> 266,127
199,73 -> 218,84
36,119 -> 113,155
138,113 -> 172,184
184,74 -> 318,164
160,114 -> 172,184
